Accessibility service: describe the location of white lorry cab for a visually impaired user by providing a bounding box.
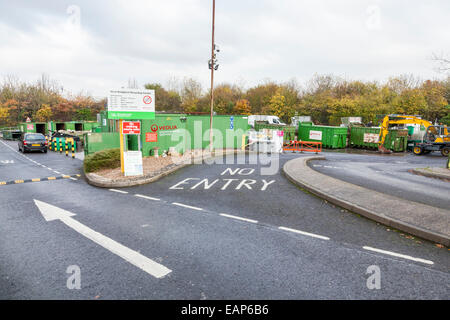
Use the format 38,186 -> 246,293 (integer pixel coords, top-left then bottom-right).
248,115 -> 286,128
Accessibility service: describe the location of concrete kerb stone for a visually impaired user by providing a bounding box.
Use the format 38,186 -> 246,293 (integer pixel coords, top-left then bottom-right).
85,149 -> 249,188
283,156 -> 450,246
411,167 -> 450,182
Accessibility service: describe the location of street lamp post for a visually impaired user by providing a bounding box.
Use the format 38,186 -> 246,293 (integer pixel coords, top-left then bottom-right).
209,0 -> 219,153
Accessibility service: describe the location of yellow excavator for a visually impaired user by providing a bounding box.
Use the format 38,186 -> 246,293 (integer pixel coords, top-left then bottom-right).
378,115 -> 450,156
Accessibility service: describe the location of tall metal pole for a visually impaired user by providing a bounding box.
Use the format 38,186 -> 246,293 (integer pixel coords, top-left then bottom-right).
209,0 -> 215,153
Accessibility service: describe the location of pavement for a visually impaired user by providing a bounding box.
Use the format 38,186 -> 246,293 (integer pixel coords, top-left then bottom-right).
0,138 -> 449,299
412,167 -> 450,181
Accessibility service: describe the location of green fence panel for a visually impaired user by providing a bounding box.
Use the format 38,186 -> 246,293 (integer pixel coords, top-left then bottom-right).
141,114 -> 189,156
185,115 -> 250,150
84,132 -> 120,156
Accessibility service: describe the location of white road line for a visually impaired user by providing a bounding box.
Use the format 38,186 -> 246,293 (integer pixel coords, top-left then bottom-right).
220,213 -> 258,224
69,177 -> 78,181
54,171 -> 61,174
135,194 -> 161,201
363,246 -> 434,265
34,200 -> 171,278
172,202 -> 204,211
278,226 -> 330,241
109,189 -> 128,194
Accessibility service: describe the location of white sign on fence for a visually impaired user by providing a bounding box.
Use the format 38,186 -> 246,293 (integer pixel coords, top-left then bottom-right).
363,133 -> 379,143
123,151 -> 143,176
309,130 -> 322,141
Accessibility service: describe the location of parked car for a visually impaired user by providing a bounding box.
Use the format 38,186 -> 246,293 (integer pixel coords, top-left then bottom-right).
18,133 -> 47,153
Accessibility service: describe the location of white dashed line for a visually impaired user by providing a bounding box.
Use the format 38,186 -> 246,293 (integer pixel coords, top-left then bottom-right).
278,226 -> 330,241
220,213 -> 258,224
54,171 -> 61,174
172,202 -> 204,211
109,189 -> 128,194
363,246 -> 434,265
135,194 -> 161,201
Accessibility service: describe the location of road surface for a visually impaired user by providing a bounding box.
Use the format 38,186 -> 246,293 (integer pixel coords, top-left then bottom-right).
0,139 -> 448,299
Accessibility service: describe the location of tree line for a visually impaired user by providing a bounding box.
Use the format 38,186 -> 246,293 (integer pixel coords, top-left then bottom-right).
0,74 -> 105,126
1,74 -> 449,127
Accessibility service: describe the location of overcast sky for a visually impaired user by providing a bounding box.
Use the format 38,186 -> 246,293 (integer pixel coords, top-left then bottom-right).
0,0 -> 449,98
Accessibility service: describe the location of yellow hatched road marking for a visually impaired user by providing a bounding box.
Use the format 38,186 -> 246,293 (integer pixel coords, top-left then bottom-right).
15,180 -> 24,184
32,178 -> 41,182
48,177 -> 56,180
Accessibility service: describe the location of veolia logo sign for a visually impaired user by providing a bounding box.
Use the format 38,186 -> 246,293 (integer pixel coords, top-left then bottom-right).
151,124 -> 178,132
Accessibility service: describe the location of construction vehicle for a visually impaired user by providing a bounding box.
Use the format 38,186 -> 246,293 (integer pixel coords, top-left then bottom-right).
378,115 -> 450,156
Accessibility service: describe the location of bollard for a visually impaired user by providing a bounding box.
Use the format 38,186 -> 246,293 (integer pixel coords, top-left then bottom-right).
65,140 -> 68,157
59,139 -> 62,154
53,138 -> 57,152
71,139 -> 75,159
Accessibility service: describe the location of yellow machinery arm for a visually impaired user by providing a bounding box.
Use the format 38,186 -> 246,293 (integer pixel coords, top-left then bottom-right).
378,115 -> 448,146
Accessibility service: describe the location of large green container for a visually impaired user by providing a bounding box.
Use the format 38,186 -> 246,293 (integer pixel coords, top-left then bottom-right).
48,121 -> 67,132
19,122 -> 48,134
383,129 -> 408,152
83,121 -> 100,132
254,122 -> 296,142
349,126 -> 380,149
298,124 -> 348,149
1,128 -> 22,140
65,121 -> 84,131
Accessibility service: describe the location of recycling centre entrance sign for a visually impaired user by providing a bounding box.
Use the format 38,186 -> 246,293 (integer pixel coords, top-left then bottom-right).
107,89 -> 155,120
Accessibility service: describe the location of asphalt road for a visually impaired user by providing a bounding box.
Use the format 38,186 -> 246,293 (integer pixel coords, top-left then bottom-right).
0,139 -> 449,299
309,151 -> 450,210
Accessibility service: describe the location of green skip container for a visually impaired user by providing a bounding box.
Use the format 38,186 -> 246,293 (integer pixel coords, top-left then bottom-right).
383,129 -> 408,152
349,126 -> 380,149
298,124 -> 348,149
254,122 -> 296,142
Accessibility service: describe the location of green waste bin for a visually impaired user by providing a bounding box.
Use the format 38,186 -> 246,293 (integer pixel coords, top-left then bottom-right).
383,129 -> 408,152
298,124 -> 348,149
349,126 -> 380,149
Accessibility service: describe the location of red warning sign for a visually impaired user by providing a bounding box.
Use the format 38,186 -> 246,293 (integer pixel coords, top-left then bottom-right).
122,121 -> 141,134
146,132 -> 158,142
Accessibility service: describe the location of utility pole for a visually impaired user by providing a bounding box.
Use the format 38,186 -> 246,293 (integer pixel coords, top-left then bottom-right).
209,0 -> 216,153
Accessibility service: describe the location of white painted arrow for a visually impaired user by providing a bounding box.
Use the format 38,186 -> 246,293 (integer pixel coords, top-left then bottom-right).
34,200 -> 171,279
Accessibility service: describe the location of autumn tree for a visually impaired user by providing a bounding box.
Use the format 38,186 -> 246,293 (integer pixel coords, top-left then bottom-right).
233,99 -> 251,115
35,104 -> 53,122
180,78 -> 202,113
245,82 -> 279,114
0,106 -> 9,126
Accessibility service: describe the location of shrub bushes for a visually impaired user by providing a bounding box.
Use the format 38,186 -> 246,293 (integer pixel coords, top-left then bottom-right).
84,148 -> 121,173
